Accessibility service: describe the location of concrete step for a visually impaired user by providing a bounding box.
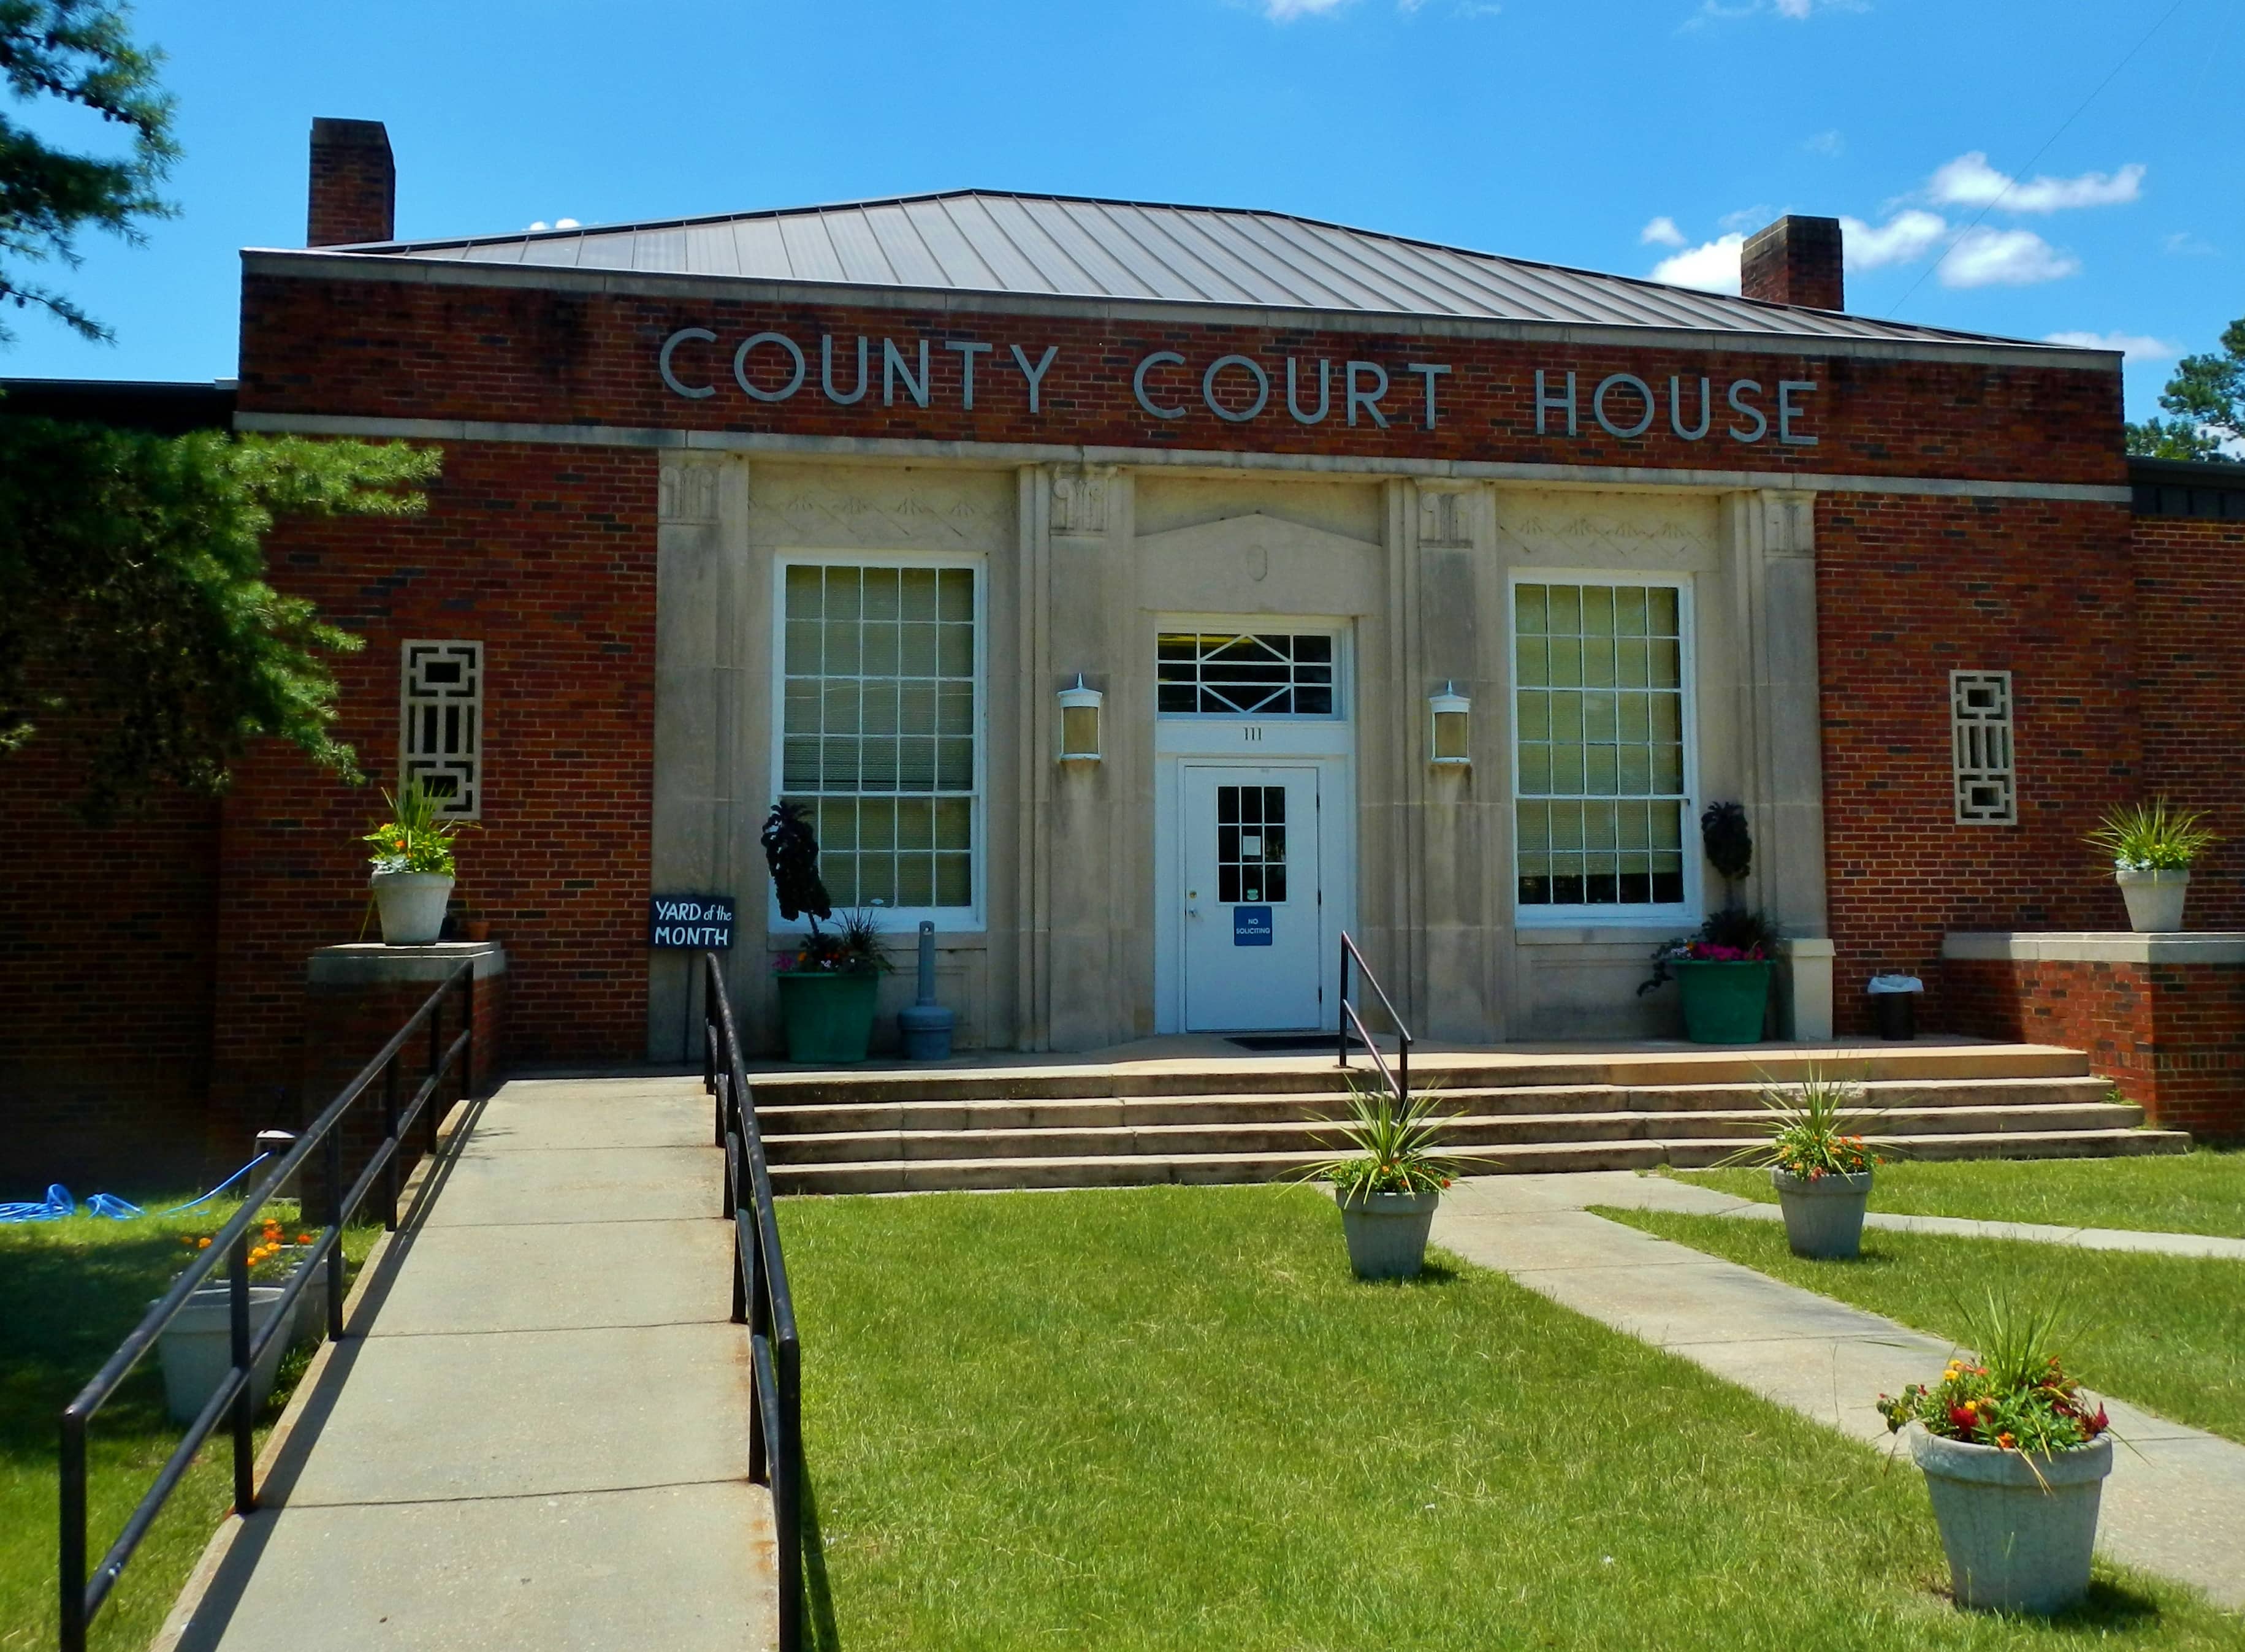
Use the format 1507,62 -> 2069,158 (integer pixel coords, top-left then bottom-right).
753,1075 -> 2117,1137
766,1125 -> 2191,1195
748,1043 -> 2092,1109
761,1102 -> 2151,1165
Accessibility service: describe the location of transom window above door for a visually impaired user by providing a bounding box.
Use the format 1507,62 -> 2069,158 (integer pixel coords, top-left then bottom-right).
1513,580 -> 1693,915
1157,633 -> 1337,717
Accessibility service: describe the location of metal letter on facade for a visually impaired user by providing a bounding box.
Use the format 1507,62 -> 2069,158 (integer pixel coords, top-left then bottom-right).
1285,357 -> 1330,425
658,328 -> 718,399
1726,379 -> 1767,443
1202,354 -> 1270,423
1010,344 -> 1058,414
1777,381 -> 1820,446
821,335 -> 870,405
946,340 -> 993,410
1133,351 -> 1187,420
1406,362 -> 1450,430
733,332 -> 806,403
1344,361 -> 1390,428
1534,370 -> 1577,436
1593,373 -> 1656,440
1668,375 -> 1712,441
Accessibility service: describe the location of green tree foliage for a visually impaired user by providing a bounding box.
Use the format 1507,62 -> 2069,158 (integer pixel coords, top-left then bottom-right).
0,419 -> 441,813
0,0 -> 177,344
2125,315 -> 2244,463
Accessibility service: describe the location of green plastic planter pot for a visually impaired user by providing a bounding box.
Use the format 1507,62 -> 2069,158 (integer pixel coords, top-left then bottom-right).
777,970 -> 881,1064
1672,959 -> 1772,1044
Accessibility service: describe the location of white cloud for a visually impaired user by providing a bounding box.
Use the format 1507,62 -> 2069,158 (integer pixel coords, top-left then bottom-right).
555,218 -> 581,229
1640,216 -> 1686,248
1927,151 -> 2144,214
1803,129 -> 1843,156
1941,226 -> 2079,287
1718,205 -> 1773,233
2041,330 -> 2176,362
1685,0 -> 1861,23
1651,233 -> 1745,294
2163,230 -> 2216,257
1263,0 -> 1349,16
1839,208 -> 1947,270
527,221 -> 547,232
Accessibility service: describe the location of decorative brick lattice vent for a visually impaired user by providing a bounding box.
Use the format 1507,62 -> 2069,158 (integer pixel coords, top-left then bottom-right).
1951,669 -> 2015,825
402,640 -> 483,818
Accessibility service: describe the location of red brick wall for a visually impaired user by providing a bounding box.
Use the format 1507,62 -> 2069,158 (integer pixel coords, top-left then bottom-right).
299,959 -> 506,1217
208,441 -> 657,1141
0,715 -> 221,1189
1946,955 -> 2245,1140
2133,513 -> 2245,926
235,270 -> 2125,487
1817,492 -> 2140,1033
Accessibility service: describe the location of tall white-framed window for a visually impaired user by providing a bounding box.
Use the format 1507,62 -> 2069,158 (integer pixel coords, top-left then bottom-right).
400,640 -> 483,820
772,555 -> 985,928
1511,576 -> 1696,923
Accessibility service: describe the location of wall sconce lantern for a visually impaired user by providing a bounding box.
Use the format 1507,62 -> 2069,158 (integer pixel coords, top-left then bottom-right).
1429,681 -> 1471,767
1058,675 -> 1103,763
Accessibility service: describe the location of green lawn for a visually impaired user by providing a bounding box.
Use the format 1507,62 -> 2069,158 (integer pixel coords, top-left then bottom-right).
1599,1208 -> 2245,1448
0,1200 -> 375,1652
1661,1150 -> 2245,1238
779,1183 -> 2242,1649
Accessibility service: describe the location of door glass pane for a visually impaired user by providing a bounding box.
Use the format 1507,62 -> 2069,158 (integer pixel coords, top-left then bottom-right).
1215,785 -> 1291,905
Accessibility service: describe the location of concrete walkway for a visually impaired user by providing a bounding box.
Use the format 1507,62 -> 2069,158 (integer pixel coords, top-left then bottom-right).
1589,1170 -> 2245,1260
164,1075 -> 776,1652
1433,1173 -> 2245,1610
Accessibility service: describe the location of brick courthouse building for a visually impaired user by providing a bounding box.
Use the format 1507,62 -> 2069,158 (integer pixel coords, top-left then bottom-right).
7,116 -> 2245,1180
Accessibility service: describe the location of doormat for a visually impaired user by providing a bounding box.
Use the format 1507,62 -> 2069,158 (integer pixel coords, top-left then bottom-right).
1227,1034 -> 1357,1052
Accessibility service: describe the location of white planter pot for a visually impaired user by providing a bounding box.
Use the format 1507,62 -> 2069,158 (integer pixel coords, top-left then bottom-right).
1335,1189 -> 1439,1279
2114,868 -> 2188,934
1911,1426 -> 2112,1614
277,1249 -> 330,1346
1771,1167 -> 1872,1260
154,1284 -> 291,1425
372,870 -> 454,945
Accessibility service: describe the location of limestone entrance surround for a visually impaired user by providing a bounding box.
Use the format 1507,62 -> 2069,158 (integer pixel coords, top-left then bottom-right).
647,449 -> 1834,1057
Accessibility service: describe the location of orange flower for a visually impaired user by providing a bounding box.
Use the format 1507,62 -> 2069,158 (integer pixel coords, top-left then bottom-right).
298,1233 -> 314,1244
197,1236 -> 212,1249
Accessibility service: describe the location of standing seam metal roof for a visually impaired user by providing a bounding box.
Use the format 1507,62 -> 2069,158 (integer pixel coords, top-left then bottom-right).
339,188 -> 2051,348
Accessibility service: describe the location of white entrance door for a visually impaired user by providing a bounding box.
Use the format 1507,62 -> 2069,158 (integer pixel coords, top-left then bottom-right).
1181,766 -> 1323,1030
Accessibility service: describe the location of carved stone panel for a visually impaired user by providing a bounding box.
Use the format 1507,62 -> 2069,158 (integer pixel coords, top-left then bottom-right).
1050,465 -> 1118,536
747,466 -> 1009,549
1417,484 -> 1474,548
1493,490 -> 1719,568
658,460 -> 722,525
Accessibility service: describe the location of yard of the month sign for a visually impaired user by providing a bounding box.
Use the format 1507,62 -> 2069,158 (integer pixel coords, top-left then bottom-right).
648,895 -> 736,950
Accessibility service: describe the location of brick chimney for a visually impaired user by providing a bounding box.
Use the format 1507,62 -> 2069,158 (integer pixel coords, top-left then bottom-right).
1740,215 -> 1844,312
307,118 -> 395,246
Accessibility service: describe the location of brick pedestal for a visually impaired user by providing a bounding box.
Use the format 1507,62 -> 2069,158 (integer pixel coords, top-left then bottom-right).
300,943 -> 506,1216
1943,932 -> 2245,1141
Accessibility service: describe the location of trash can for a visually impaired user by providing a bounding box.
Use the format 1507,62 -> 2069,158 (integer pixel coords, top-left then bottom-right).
1867,975 -> 1923,1041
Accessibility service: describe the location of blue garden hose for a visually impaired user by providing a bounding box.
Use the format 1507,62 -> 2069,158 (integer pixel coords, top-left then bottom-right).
0,1152 -> 272,1225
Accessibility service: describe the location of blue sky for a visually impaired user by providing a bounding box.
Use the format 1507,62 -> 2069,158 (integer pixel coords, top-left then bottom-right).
6,0 -> 2238,422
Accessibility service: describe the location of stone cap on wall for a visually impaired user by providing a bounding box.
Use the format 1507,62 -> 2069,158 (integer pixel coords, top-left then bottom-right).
1943,932 -> 2245,965
308,941 -> 509,985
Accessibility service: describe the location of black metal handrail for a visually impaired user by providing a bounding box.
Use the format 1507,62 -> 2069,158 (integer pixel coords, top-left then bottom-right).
1336,931 -> 1412,1108
701,951 -> 804,1651
58,960 -> 476,1652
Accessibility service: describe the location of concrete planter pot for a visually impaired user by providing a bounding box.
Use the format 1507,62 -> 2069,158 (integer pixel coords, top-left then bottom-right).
1335,1189 -> 1439,1279
1770,1167 -> 1873,1259
1911,1426 -> 2113,1615
371,870 -> 454,945
2114,868 -> 2189,934
154,1283 -> 291,1425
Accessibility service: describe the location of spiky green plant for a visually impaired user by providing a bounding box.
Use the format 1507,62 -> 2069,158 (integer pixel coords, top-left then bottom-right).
1878,1287 -> 2111,1461
2085,799 -> 2218,872
1713,1066 -> 1884,1179
362,777 -> 465,876
1300,1077 -> 1478,1198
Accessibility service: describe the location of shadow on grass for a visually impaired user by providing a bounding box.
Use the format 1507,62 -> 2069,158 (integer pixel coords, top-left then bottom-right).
799,1458 -> 842,1652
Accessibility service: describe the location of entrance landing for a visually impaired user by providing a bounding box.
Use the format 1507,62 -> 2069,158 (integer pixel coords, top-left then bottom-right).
745,1037 -> 2189,1195
164,1077 -> 776,1652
